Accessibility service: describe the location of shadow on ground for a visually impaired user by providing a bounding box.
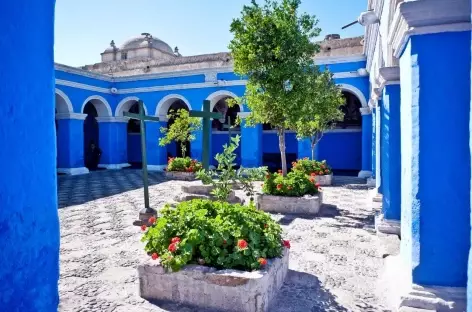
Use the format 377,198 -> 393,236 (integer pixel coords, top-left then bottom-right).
57,170 -> 166,208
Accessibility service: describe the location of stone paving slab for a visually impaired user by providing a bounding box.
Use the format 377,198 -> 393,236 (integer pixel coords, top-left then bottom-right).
58,170 -> 391,312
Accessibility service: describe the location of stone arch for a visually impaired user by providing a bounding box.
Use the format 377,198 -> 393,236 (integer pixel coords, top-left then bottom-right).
155,94 -> 192,120
337,84 -> 368,107
205,90 -> 243,112
115,96 -> 148,116
55,89 -> 73,114
81,95 -> 112,117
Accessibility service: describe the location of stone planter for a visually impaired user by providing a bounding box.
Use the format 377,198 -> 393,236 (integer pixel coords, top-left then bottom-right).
256,192 -> 322,215
165,171 -> 196,181
138,248 -> 289,312
315,174 -> 333,186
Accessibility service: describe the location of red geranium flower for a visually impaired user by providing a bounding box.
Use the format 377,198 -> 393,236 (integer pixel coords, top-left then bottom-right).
151,253 -> 159,260
148,216 -> 156,224
315,183 -> 321,188
309,177 -> 315,183
237,239 -> 248,249
258,258 -> 268,266
310,172 -> 316,177
168,243 -> 178,253
276,184 -> 283,190
141,225 -> 147,231
283,240 -> 291,249
171,237 -> 181,244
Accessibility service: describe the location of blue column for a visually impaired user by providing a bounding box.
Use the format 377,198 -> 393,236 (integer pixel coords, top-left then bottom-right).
375,100 -> 383,193
380,82 -> 401,224
371,107 -> 376,178
56,114 -> 89,175
146,121 -> 167,171
97,117 -> 129,169
400,31 -> 470,287
359,107 -> 373,178
241,122 -> 263,167
0,1 -> 59,310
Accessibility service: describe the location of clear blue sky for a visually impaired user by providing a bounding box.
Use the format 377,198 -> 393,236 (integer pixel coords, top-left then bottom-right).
55,0 -> 366,67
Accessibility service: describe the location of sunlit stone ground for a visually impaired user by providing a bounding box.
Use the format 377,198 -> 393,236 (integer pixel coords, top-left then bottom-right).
57,170 -> 391,312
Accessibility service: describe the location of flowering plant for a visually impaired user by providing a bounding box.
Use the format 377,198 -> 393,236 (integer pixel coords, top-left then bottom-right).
167,157 -> 202,173
262,170 -> 321,197
291,158 -> 332,176
141,199 -> 290,272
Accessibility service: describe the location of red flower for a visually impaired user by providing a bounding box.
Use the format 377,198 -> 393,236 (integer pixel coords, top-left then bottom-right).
276,184 -> 283,190
151,253 -> 159,260
283,240 -> 291,249
148,217 -> 156,224
141,224 -> 147,231
258,258 -> 268,266
171,237 -> 181,244
310,172 -> 316,177
168,243 -> 178,253
309,177 -> 315,183
315,183 -> 321,188
237,239 -> 248,249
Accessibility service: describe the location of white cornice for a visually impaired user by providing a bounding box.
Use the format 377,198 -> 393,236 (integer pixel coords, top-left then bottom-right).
114,67 -> 235,82
378,66 -> 400,88
314,54 -> 366,65
96,117 -> 128,123
55,63 -> 113,81
116,80 -> 247,94
388,0 -> 471,58
55,113 -> 87,120
360,107 -> 372,116
56,79 -> 112,94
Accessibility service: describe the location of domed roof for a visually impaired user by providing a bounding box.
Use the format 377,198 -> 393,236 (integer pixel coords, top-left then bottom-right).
120,35 -> 173,54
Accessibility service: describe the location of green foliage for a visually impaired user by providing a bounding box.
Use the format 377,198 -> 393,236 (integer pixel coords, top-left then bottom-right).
196,136 -> 241,201
262,170 -> 320,197
142,199 -> 284,272
159,109 -> 201,157
291,158 -> 332,176
229,0 -> 340,175
167,157 -> 202,173
237,166 -> 269,202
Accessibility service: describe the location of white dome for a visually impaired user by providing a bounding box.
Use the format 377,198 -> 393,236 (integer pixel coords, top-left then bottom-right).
121,35 -> 173,54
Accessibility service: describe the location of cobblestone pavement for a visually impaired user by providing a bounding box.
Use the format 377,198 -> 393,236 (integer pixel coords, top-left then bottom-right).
58,170 -> 390,312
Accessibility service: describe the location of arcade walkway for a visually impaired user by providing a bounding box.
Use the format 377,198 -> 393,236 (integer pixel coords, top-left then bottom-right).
58,170 -> 389,312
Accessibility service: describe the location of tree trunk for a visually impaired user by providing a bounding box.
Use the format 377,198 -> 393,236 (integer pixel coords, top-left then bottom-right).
278,128 -> 287,176
181,142 -> 186,158
311,138 -> 315,161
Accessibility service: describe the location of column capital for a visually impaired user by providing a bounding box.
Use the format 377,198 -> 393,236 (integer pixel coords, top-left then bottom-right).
55,113 -> 87,120
378,66 -> 400,87
360,107 -> 372,116
96,116 -> 128,123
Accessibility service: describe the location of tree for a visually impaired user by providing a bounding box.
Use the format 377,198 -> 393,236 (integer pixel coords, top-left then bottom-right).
159,109 -> 201,158
295,70 -> 345,160
229,0 -> 326,175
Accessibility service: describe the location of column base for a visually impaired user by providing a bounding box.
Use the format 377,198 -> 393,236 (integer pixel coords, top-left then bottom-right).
375,214 -> 401,236
147,165 -> 167,172
98,163 -> 131,170
379,255 -> 466,312
367,177 -> 376,187
57,167 -> 89,176
358,170 -> 372,179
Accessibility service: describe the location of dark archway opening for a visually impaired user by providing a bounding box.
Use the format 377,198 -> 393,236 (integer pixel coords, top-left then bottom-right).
126,101 -> 142,168
336,91 -> 363,129
166,100 -> 191,159
83,102 -> 100,171
211,97 -> 240,131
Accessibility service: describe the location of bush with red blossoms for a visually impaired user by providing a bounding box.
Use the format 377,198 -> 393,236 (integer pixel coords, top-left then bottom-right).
141,199 -> 288,272
291,158 -> 332,176
262,170 -> 320,197
167,157 -> 202,173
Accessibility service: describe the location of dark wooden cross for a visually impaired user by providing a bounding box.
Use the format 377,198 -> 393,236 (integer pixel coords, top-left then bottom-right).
189,100 -> 223,170
123,100 -> 159,223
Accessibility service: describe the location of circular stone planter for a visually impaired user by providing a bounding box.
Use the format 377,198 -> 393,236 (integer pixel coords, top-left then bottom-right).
165,171 -> 196,181
138,248 -> 289,312
256,192 -> 323,215
315,174 -> 333,186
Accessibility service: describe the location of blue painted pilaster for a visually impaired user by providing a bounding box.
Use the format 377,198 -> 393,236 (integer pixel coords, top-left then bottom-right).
56,114 -> 89,174
146,121 -> 167,170
375,100 -> 383,193
97,118 -> 128,168
371,107 -> 377,178
359,107 -> 373,178
0,1 -> 60,310
381,82 -> 401,222
400,31 -> 470,287
241,122 -> 263,167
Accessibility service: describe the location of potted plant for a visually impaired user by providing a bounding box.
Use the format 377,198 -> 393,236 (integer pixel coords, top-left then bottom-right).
291,158 -> 333,186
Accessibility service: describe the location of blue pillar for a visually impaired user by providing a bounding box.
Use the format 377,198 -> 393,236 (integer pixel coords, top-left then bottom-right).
241,121 -> 263,167
400,31 -> 470,287
56,114 -> 89,175
359,107 -> 373,178
97,117 -> 129,169
146,121 -> 167,171
0,1 -> 59,310
371,107 -> 376,178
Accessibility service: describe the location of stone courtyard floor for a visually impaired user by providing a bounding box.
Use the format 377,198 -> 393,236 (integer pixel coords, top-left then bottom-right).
58,170 -> 391,312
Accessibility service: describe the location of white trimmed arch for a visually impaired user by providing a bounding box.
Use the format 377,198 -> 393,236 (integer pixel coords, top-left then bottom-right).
115,96 -> 148,116
55,89 -> 73,114
81,95 -> 112,117
337,84 -> 368,107
155,94 -> 192,119
205,90 -> 243,112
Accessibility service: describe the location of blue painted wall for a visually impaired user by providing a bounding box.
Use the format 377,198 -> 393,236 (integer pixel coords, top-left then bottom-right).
211,133 -> 241,166
127,134 -> 142,163
57,119 -> 87,168
317,131 -> 362,170
0,1 -> 60,310
401,31 -> 471,287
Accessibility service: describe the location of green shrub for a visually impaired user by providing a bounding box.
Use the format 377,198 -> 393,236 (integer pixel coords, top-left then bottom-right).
142,199 -> 288,272
167,157 -> 202,173
238,166 -> 269,181
262,170 -> 320,197
291,158 -> 332,176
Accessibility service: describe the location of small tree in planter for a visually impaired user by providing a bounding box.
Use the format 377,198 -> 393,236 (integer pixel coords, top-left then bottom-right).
291,158 -> 333,186
159,109 -> 201,158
